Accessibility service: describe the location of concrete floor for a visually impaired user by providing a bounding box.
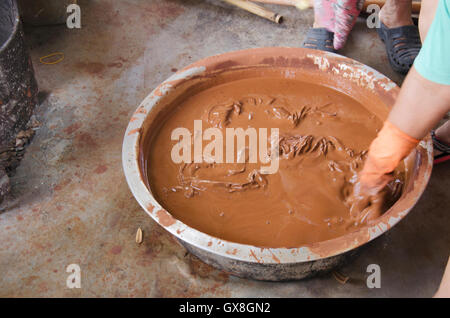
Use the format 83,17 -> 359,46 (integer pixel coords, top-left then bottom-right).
0,0 -> 448,297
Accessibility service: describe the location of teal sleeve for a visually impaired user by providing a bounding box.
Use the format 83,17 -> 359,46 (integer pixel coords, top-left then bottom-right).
414,0 -> 450,85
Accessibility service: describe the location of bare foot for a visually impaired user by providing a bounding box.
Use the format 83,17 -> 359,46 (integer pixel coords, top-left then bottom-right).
379,0 -> 414,28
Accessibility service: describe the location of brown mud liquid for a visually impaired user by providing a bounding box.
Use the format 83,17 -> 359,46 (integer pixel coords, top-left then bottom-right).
144,77 -> 404,248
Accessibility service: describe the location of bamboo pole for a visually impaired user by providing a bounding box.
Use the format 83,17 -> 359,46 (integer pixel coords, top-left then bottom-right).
222,0 -> 283,23
251,0 -> 309,8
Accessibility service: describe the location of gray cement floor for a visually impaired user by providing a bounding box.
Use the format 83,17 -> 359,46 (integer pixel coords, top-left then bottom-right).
0,0 -> 448,297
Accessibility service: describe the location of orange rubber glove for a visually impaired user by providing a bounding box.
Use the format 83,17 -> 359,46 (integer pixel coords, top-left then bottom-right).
360,121 -> 420,194
346,121 -> 419,224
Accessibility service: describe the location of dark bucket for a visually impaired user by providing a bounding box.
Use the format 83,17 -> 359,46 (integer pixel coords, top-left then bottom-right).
0,0 -> 38,200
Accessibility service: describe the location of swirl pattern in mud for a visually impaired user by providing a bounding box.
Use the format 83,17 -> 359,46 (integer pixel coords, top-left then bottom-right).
144,77 -> 404,247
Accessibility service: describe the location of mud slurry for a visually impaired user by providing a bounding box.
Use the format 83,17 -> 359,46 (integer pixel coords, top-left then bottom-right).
144,77 -> 404,248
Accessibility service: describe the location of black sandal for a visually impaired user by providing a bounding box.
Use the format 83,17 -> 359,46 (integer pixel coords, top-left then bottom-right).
431,130 -> 450,164
377,22 -> 422,74
302,28 -> 336,53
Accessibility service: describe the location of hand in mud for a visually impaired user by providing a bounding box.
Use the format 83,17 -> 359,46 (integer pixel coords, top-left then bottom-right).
346,177 -> 392,224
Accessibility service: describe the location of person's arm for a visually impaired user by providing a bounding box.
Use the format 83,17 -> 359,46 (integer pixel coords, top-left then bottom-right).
388,67 -> 450,140
359,0 -> 450,193
360,67 -> 450,193
357,1 -> 450,299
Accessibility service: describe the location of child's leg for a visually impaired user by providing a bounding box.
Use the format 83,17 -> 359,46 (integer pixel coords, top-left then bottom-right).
435,257 -> 450,298
435,120 -> 450,146
313,0 -> 335,30
433,120 -> 450,163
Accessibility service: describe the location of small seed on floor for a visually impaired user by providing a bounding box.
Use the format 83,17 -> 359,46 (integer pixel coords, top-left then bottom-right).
136,227 -> 143,244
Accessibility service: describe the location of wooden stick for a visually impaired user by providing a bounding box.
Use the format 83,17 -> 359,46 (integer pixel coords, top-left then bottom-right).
249,0 -> 421,13
222,0 -> 283,23
249,0 -> 312,9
